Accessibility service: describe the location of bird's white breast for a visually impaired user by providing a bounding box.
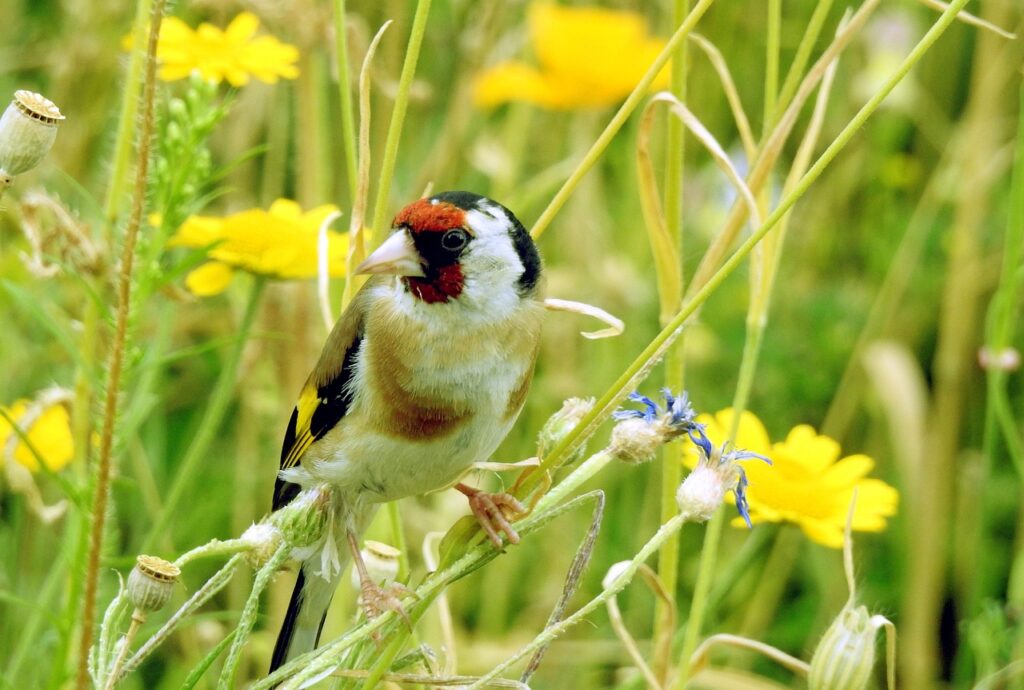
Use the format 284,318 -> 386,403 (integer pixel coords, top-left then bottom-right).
294,279 -> 543,504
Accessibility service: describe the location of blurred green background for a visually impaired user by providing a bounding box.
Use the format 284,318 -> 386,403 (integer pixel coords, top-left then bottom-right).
1,0 -> 1023,688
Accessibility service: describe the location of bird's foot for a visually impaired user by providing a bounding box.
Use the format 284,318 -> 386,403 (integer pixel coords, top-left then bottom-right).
455,483 -> 525,548
358,579 -> 413,627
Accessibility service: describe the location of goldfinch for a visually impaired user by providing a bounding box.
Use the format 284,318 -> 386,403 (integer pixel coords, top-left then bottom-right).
270,191 -> 545,671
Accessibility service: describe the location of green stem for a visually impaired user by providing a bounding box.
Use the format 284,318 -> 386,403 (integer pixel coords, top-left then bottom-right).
530,0 -> 716,240
368,0 -> 432,240
654,0 -> 690,680
775,0 -> 834,123
763,0 -> 781,133
217,545 -> 289,690
142,277 -> 266,552
673,506 -> 725,689
386,501 -> 410,581
333,0 -> 359,202
102,0 -> 153,241
76,2 -> 164,686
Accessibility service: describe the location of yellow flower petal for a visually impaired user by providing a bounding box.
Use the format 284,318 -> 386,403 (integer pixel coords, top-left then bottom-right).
0,400 -> 74,473
145,12 -> 299,86
476,2 -> 670,109
691,408 -> 899,549
185,262 -> 235,296
225,11 -> 260,42
170,199 -> 346,294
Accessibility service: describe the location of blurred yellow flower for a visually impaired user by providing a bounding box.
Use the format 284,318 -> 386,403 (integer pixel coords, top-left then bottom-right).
154,12 -> 299,87
474,3 -> 671,109
0,398 -> 73,473
687,409 -> 899,548
169,199 -> 346,296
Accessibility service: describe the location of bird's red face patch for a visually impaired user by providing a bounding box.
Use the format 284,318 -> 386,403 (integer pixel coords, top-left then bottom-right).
393,198 -> 467,234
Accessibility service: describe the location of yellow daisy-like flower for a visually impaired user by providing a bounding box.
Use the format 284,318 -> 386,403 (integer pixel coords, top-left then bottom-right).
155,12 -> 299,87
474,2 -> 671,109
0,398 -> 74,473
686,409 -> 899,548
169,199 -> 346,296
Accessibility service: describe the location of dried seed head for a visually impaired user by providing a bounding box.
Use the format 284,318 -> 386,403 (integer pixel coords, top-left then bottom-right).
351,540 -> 401,589
0,91 -> 63,176
127,555 -> 180,612
808,604 -> 880,690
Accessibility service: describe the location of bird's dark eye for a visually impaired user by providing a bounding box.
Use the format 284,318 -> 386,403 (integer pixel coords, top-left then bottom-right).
441,228 -> 469,252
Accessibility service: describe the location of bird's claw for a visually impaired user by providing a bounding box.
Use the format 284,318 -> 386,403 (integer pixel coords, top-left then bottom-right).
358,579 -> 413,627
457,483 -> 526,548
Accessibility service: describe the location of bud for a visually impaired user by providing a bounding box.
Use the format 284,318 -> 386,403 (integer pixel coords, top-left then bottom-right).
676,464 -> 727,522
608,417 -> 664,464
126,555 -> 180,613
271,485 -> 333,547
350,540 -> 401,590
608,390 -> 709,464
808,604 -> 880,690
676,443 -> 770,526
0,91 -> 63,177
240,522 -> 284,567
538,397 -> 594,460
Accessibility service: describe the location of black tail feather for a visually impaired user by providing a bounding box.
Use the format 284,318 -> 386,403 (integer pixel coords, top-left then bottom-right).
269,570 -> 329,674
270,570 -> 305,672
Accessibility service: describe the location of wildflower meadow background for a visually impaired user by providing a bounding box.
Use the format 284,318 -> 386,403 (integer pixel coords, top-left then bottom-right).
0,0 -> 1022,688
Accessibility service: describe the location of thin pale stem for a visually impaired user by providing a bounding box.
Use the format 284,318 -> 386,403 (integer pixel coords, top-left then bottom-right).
332,0 -> 358,202
655,2 -> 689,675
103,612 -> 144,690
76,2 -> 164,686
673,506 -> 726,689
217,545 -> 289,689
368,0 -> 433,240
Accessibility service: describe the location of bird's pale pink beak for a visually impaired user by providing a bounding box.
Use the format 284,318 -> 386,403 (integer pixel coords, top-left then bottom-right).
355,231 -> 425,277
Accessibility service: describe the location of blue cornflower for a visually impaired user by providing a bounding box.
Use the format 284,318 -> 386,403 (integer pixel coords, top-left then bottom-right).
611,389 -> 712,463
676,442 -> 771,526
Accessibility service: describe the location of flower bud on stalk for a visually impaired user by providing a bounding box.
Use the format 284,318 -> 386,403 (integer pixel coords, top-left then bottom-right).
538,397 -> 595,463
0,91 -> 63,192
808,604 -> 882,690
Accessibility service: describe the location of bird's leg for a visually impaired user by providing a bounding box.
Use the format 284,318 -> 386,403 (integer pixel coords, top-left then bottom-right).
345,529 -> 411,627
455,483 -> 526,548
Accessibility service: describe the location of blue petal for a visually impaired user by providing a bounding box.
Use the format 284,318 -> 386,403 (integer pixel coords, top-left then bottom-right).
733,467 -> 753,528
688,428 -> 714,458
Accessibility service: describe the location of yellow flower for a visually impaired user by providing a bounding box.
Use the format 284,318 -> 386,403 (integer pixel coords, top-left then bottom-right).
687,409 -> 899,548
169,199 -> 346,296
474,3 -> 671,109
154,12 -> 299,87
0,398 -> 74,473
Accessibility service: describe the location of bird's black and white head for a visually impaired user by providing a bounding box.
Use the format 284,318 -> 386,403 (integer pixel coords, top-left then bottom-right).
357,191 -> 542,313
